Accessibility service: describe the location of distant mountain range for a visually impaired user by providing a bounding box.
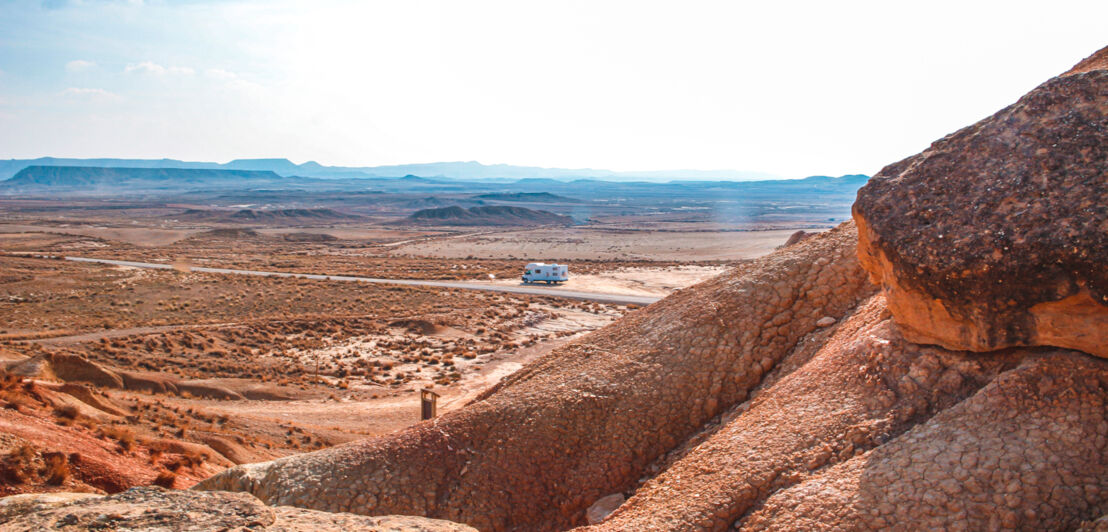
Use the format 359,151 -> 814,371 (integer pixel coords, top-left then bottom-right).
473,192 -> 580,203
177,208 -> 363,224
0,157 -> 780,182
0,165 -> 870,226
0,165 -> 869,203
407,205 -> 573,226
1,166 -> 295,194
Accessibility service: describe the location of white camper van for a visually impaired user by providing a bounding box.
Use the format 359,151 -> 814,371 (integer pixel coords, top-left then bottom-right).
522,263 -> 568,284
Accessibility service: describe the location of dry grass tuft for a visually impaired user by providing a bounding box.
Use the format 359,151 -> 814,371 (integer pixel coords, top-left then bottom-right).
152,469 -> 176,488
100,425 -> 136,452
42,452 -> 69,485
53,405 -> 81,424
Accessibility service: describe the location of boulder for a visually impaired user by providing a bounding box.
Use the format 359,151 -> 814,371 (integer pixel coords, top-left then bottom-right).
782,230 -> 813,247
586,493 -> 625,524
815,316 -> 837,327
853,46 -> 1108,357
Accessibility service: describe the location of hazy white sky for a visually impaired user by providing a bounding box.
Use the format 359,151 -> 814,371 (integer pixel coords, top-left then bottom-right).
0,0 -> 1105,177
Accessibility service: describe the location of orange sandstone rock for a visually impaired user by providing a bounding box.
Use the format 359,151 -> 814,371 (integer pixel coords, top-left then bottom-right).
853,48 -> 1108,357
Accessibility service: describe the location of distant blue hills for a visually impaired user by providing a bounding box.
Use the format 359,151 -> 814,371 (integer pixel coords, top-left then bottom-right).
3,165 -> 292,191
0,157 -> 786,182
0,164 -> 870,212
0,164 -> 870,227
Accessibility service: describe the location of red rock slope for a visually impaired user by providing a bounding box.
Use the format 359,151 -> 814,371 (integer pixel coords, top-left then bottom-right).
198,223 -> 872,530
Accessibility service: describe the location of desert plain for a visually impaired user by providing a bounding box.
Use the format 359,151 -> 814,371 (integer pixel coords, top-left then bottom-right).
0,176 -> 852,496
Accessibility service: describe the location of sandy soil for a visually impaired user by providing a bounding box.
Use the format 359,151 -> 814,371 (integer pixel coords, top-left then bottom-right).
170,310 -> 611,439
391,227 -> 812,261
481,265 -> 728,298
0,253 -> 623,495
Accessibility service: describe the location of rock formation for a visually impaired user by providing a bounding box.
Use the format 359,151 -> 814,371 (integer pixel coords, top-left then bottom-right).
0,487 -> 476,531
781,230 -> 812,247
853,44 -> 1108,357
741,350 -> 1108,530
191,44 -> 1108,530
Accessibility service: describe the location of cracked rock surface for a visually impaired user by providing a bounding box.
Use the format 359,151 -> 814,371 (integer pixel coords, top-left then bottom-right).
583,297 -> 1026,530
743,349 -> 1108,531
0,487 -> 476,531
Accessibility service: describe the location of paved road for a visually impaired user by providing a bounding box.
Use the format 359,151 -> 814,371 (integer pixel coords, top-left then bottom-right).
62,256 -> 662,306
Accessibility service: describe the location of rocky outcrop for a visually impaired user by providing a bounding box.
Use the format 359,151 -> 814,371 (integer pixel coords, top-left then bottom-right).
1066,45 -> 1108,76
853,47 -> 1108,357
3,352 -> 246,400
742,350 -> 1108,530
0,487 -> 476,531
781,230 -> 813,247
197,223 -> 872,530
184,45 -> 1108,531
582,297 -> 1025,530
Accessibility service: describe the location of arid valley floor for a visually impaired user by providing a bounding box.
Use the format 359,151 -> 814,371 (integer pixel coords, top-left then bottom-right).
0,190 -> 836,498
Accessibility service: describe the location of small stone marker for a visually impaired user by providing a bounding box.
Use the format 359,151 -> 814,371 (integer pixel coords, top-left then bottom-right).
421,388 -> 440,420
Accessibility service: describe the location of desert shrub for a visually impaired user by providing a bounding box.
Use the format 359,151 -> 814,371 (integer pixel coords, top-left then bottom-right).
181,450 -> 207,469
100,426 -> 136,452
42,452 -> 69,485
1,390 -> 32,412
0,370 -> 20,391
53,405 -> 81,425
152,470 -> 176,488
1,444 -> 38,484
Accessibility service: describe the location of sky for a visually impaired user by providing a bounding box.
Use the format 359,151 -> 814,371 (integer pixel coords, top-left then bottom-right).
0,0 -> 1106,178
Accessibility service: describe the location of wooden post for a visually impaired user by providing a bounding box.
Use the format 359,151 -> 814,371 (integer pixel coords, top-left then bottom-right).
420,389 -> 439,420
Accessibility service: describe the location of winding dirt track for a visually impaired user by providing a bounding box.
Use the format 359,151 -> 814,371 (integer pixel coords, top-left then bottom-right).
59,256 -> 661,306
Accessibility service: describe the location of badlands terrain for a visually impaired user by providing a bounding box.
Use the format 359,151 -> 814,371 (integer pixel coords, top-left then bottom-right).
0,118 -> 857,525
2,43 -> 1106,532
203,45 -> 1108,530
